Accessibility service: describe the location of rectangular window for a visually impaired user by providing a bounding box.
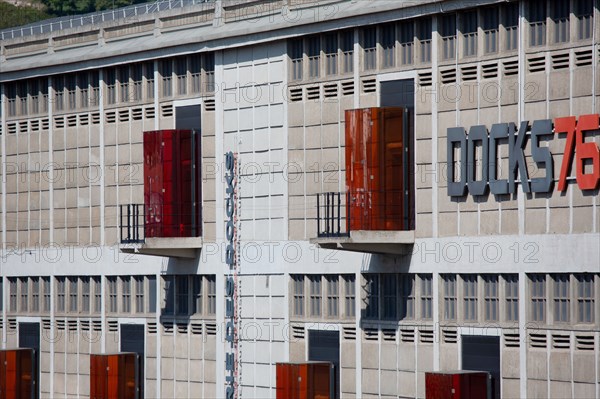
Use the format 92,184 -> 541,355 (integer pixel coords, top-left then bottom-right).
161,60 -> 173,97
292,275 -> 304,317
176,275 -> 189,315
483,8 -> 499,53
119,66 -> 129,103
420,274 -> 433,319
9,278 -> 17,312
66,74 -> 77,109
381,23 -> 396,68
399,274 -> 415,319
105,69 -> 116,105
504,3 -> 519,51
121,276 -> 131,313
553,274 -> 570,323
6,83 -> 17,116
163,275 -> 175,315
81,277 -> 90,313
418,18 -> 432,63
204,54 -> 215,93
131,63 -> 143,101
483,275 -> 499,321
176,57 -> 187,95
43,277 -> 51,313
135,276 -> 144,313
382,274 -> 397,320
192,275 -> 202,314
344,275 -> 355,318
340,30 -> 354,73
443,275 -> 457,320
148,276 -> 157,313
69,277 -> 78,313
290,39 -> 303,81
576,274 -> 595,323
89,71 -> 99,107
504,274 -> 519,322
364,274 -> 379,319
207,275 -> 216,315
462,10 -> 478,57
56,277 -> 66,313
307,36 -> 320,78
324,33 -> 338,75
399,22 -> 414,65
362,27 -> 377,70
17,81 -> 27,115
529,1 -> 547,46
31,278 -> 39,313
463,275 -> 478,321
530,274 -> 546,322
107,277 -> 118,313
441,14 -> 457,60
552,1 -> 570,43
93,277 -> 102,313
326,276 -> 339,317
30,79 -> 39,114
79,72 -> 89,108
145,62 -> 155,99
309,275 -> 322,317
19,277 -> 28,313
190,55 -> 202,93
575,0 -> 593,40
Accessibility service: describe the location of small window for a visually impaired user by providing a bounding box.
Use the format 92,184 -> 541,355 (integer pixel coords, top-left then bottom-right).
463,275 -> 478,321
107,277 -> 118,313
176,275 -> 189,315
93,276 -> 102,313
192,275 -> 202,314
552,1 -> 570,43
131,63 -> 143,101
145,62 -> 155,99
118,66 -> 129,103
340,30 -> 354,73
161,59 -> 173,97
553,274 -> 570,323
309,275 -> 322,317
68,277 -> 78,313
104,69 -> 116,105
148,276 -> 157,313
364,274 -> 379,319
122,276 -> 131,313
504,274 -> 519,322
56,277 -> 66,313
399,274 -> 415,319
483,8 -> 499,53
418,18 -> 432,63
163,275 -> 175,315
79,72 -> 89,108
290,39 -> 304,81
529,1 -> 547,46
344,275 -> 355,318
81,277 -> 90,313
399,22 -> 414,65
576,274 -> 595,323
380,23 -> 396,68
420,274 -> 433,319
324,34 -> 338,75
135,276 -> 144,313
176,57 -> 187,96
43,277 -> 51,313
207,275 -> 216,315
575,0 -> 593,40
9,278 -> 18,312
483,275 -> 498,321
326,276 -> 339,317
31,278 -> 39,313
382,274 -> 397,319
443,275 -> 457,320
292,275 -> 304,317
504,3 -> 519,51
440,14 -> 457,60
19,277 -> 28,313
362,27 -> 377,70
307,36 -> 320,78
530,274 -> 546,322
462,11 -> 478,57
66,74 -> 77,109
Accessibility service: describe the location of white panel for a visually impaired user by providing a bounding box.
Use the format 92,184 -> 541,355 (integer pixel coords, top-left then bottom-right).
253,128 -> 269,152
269,60 -> 284,82
269,218 -> 286,241
239,107 -> 253,131
270,127 -> 284,149
254,196 -> 270,220
223,110 -> 238,132
238,65 -> 253,85
223,67 -> 238,85
239,130 -> 254,154
269,103 -> 284,127
254,105 -> 270,129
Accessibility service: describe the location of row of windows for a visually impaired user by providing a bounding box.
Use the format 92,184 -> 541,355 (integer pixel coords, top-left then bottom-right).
4,53 -> 215,118
162,275 -> 216,317
528,0 -> 594,46
291,274 -> 356,319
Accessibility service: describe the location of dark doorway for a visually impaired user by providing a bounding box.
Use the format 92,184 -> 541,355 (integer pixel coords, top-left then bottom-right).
175,104 -> 201,130
462,335 -> 500,399
18,322 -> 40,399
307,329 -> 339,399
120,324 -> 145,399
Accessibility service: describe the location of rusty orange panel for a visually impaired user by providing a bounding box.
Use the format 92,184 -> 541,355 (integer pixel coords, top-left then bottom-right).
0,348 -> 36,399
90,353 -> 138,399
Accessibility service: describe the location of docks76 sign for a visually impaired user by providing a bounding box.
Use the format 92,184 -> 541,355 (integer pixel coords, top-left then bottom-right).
447,114 -> 600,197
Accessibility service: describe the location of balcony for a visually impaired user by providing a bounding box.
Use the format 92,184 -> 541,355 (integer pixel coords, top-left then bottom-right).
120,204 -> 202,258
310,191 -> 414,255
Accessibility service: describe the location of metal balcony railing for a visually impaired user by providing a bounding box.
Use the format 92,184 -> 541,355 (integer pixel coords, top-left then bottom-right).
317,192 -> 349,238
120,204 -> 146,244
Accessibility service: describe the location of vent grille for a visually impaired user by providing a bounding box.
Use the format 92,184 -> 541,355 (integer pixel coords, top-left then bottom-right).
323,82 -> 338,98
205,322 -> 217,336
418,71 -> 432,86
575,334 -> 594,351
105,111 -> 116,124
363,327 -> 378,341
341,80 -> 354,96
551,333 -> 570,349
291,324 -> 305,340
161,104 -> 173,117
440,68 -> 457,84
177,323 -> 188,334
18,121 -> 27,133
551,52 -> 570,70
42,319 -> 51,330
482,62 -> 499,79
204,98 -> 216,111
191,323 -> 203,335
8,318 -> 17,330
91,112 -> 100,124
504,332 -> 520,348
56,319 -> 65,331
382,329 -> 397,342
7,122 -> 17,134
132,107 -> 143,120
528,56 -> 546,73
503,59 -> 519,77
529,332 -> 547,348
92,320 -> 102,332
80,320 -> 90,332
31,120 -> 40,132
107,320 -> 118,332
461,65 -> 478,82
67,115 -> 77,127
79,113 -> 89,126
419,328 -> 434,344
442,328 -> 457,344
342,326 -> 356,341
361,77 -> 376,93
289,87 -> 303,102
147,322 -> 157,334
575,49 -> 593,67
306,86 -> 320,100
41,118 -> 49,130
118,109 -> 130,122
400,327 -> 415,343
54,117 -> 65,129
68,319 -> 78,332
144,106 -> 156,119
163,322 -> 174,334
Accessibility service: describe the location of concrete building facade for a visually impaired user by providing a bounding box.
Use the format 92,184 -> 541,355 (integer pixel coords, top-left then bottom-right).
0,0 -> 599,397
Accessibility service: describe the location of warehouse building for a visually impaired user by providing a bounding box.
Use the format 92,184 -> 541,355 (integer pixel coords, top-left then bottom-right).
0,0 -> 599,397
